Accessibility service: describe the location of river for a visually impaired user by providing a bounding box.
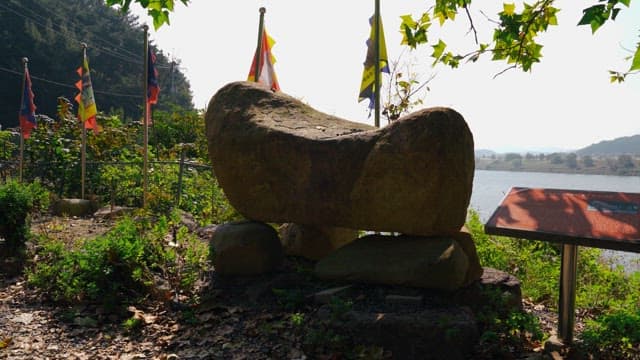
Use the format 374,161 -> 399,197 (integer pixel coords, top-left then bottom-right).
470,170 -> 640,273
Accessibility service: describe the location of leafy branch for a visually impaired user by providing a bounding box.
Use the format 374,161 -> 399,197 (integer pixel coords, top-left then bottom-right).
105,0 -> 190,29
577,0 -> 639,82
401,0 -> 559,74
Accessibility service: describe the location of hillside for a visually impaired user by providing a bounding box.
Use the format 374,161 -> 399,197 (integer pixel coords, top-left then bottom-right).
0,0 -> 193,129
576,134 -> 640,156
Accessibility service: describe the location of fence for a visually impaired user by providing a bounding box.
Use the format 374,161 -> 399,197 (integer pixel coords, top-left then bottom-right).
0,156 -> 225,221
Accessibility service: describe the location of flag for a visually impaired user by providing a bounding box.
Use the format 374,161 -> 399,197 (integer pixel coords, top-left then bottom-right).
146,47 -> 160,125
19,68 -> 37,139
358,15 -> 389,110
247,27 -> 280,91
75,51 -> 99,134
147,47 -> 160,105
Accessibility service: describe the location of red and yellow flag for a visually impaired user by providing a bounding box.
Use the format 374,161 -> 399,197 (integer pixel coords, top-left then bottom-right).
75,50 -> 99,134
247,27 -> 280,91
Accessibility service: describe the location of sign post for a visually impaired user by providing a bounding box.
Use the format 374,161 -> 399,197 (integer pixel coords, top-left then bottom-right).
485,187 -> 640,343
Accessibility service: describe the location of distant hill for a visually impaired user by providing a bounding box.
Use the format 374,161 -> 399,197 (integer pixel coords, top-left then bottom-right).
0,0 -> 193,129
576,135 -> 640,156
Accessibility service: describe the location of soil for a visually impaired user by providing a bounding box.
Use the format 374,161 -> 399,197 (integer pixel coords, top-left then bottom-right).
0,216 -> 581,359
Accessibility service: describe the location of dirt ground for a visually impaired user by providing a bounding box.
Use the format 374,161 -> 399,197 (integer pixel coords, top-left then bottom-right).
0,216 -> 575,359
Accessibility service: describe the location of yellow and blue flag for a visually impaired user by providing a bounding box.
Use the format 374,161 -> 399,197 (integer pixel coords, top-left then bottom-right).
359,15 -> 389,110
75,50 -> 99,134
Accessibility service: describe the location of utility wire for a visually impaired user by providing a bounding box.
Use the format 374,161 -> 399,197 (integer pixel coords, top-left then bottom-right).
0,65 -> 141,98
0,2 -> 143,66
1,1 -> 183,71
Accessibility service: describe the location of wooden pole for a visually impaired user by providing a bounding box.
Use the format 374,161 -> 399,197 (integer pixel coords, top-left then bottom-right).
374,0 -> 381,128
253,7 -> 266,82
80,43 -> 87,199
143,25 -> 149,209
18,57 -> 28,183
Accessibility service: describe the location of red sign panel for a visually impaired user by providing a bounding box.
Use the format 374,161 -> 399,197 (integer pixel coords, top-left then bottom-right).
485,187 -> 640,253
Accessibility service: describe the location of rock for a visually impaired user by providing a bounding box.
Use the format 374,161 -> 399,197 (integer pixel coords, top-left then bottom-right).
279,223 -> 358,260
340,306 -> 479,360
93,205 -> 135,219
53,198 -> 93,217
176,209 -> 198,232
454,226 -> 484,285
210,221 -> 283,275
453,267 -> 523,312
314,233 -> 473,291
313,285 -> 353,304
205,81 -> 474,236
196,224 -> 218,240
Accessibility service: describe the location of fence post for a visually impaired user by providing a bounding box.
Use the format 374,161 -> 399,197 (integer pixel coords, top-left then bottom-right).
176,144 -> 186,207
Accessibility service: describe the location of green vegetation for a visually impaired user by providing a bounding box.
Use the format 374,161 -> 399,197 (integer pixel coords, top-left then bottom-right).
0,0 -> 193,130
467,209 -> 640,358
0,180 -> 49,256
27,210 -> 209,307
476,152 -> 640,176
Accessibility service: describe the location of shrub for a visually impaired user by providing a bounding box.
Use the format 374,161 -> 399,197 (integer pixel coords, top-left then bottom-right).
0,179 -> 49,256
27,210 -> 209,307
580,308 -> 640,359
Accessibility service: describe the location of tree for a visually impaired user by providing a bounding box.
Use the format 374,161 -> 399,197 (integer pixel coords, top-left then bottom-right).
111,0 -> 640,82
504,152 -> 522,161
566,152 -> 578,169
0,0 -> 194,129
582,155 -> 595,167
549,152 -> 563,164
617,154 -> 635,169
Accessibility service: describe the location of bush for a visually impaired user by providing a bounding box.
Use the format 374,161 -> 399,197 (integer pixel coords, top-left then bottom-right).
466,208 -> 640,356
27,210 -> 209,307
580,308 -> 640,359
0,179 -> 49,256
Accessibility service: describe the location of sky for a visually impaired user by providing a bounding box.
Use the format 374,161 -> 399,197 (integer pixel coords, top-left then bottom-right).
130,1 -> 640,153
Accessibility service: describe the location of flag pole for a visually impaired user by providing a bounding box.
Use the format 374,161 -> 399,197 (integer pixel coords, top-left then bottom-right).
80,43 -> 87,199
18,57 -> 28,183
254,7 -> 266,82
142,25 -> 149,209
374,0 -> 381,128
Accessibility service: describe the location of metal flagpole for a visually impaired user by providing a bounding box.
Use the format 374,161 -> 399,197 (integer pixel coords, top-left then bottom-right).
143,25 -> 149,209
254,7 -> 266,82
374,0 -> 381,128
80,43 -> 87,199
18,57 -> 28,183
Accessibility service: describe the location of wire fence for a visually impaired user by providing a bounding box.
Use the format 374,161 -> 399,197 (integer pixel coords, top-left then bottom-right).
0,156 -> 218,216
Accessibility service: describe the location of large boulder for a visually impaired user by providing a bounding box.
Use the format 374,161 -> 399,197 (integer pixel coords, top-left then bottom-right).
206,81 -> 474,236
314,232 -> 482,291
210,221 -> 284,275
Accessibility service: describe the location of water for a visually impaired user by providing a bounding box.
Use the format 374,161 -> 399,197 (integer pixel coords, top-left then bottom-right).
470,170 -> 640,273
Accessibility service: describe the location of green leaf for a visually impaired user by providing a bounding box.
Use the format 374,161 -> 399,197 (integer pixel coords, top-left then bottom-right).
400,14 -> 417,28
503,3 -> 516,16
578,5 -> 606,33
431,39 -> 447,63
629,45 -> 640,72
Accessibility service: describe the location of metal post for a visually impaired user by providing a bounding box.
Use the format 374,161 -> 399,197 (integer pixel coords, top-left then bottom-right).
253,7 -> 266,82
558,243 -> 579,343
373,0 -> 381,128
143,25 -> 149,208
80,44 -> 88,199
176,145 -> 185,206
18,57 -> 28,183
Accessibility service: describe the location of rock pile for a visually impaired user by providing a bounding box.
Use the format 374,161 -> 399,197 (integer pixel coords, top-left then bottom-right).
205,81 -> 481,291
